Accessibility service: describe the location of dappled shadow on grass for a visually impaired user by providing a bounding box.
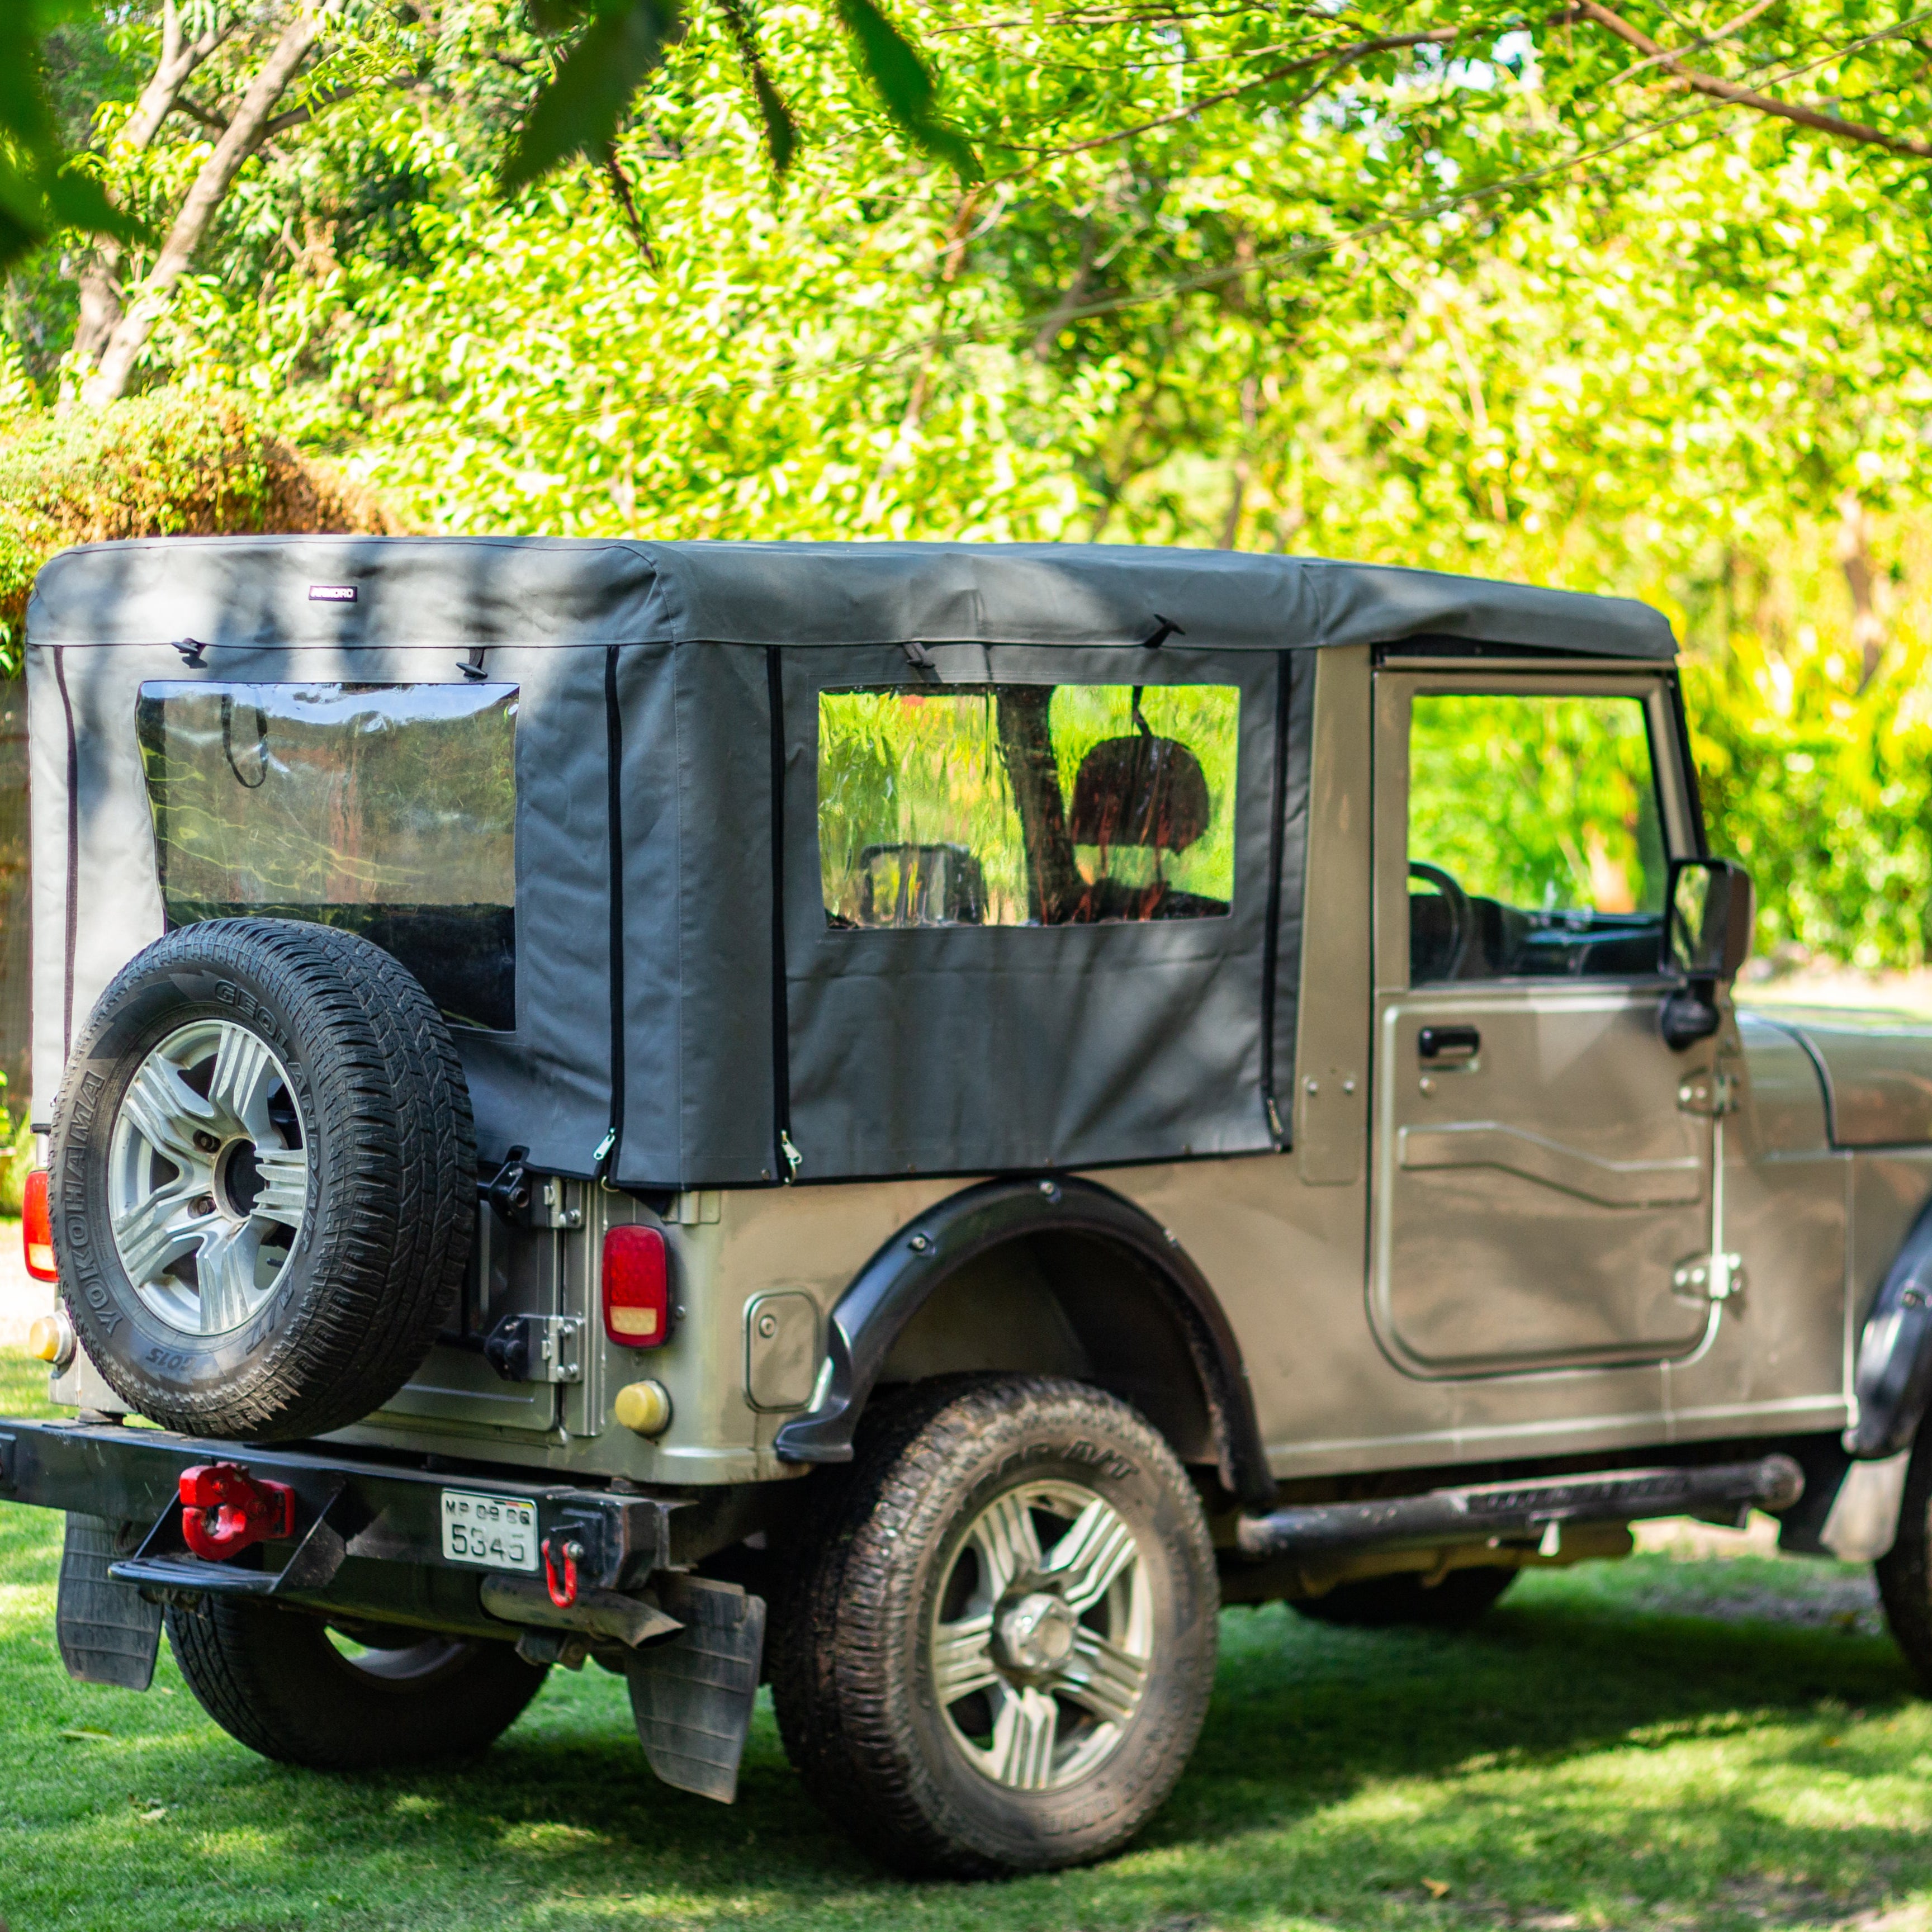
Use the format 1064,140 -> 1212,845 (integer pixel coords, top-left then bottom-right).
4,1419 -> 1930,1932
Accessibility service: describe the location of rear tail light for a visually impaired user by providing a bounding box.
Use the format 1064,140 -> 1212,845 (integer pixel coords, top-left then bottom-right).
22,1169 -> 55,1283
603,1225 -> 669,1347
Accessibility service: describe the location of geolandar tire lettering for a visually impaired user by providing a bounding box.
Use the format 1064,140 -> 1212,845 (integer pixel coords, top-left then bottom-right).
49,918 -> 476,1441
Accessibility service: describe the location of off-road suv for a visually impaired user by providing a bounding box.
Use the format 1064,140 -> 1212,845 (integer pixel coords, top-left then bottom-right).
11,537 -> 1932,1876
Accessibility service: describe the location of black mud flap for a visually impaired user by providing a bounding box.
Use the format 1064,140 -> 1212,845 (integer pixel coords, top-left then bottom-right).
57,1513 -> 162,1690
624,1575 -> 767,1804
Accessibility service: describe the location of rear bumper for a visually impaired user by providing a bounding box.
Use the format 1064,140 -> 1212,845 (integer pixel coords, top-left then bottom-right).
0,1415 -> 679,1642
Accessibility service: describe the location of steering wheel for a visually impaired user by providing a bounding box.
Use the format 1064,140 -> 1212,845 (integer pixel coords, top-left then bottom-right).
1409,861 -> 1472,981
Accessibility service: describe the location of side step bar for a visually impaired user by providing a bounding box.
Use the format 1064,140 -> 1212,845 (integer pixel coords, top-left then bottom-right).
1234,1453 -> 1805,1561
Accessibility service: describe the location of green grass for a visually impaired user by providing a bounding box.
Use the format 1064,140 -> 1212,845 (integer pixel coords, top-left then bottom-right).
2,1341 -> 1929,1932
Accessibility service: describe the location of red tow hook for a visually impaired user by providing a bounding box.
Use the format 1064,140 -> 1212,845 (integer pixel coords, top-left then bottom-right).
542,1535 -> 584,1609
178,1462 -> 296,1561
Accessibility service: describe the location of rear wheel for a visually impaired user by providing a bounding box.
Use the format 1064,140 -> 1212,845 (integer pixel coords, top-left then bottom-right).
769,1375 -> 1218,1876
165,1598 -> 547,1769
1876,1428 -> 1932,1688
1291,1566 -> 1517,1630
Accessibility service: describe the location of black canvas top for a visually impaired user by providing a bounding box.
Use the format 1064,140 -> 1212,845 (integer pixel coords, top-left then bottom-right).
29,536 -> 1678,659
27,537 -> 1675,1187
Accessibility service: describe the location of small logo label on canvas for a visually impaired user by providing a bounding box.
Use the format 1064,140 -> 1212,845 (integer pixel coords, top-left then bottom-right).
308,584 -> 357,603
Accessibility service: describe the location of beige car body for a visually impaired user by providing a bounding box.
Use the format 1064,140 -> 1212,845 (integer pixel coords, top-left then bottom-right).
49,641 -> 1924,1556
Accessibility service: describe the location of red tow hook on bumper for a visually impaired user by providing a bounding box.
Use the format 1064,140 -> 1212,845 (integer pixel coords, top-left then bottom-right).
178,1462 -> 296,1561
542,1535 -> 584,1609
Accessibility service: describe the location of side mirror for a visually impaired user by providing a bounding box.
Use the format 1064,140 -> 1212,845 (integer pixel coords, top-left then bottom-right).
1658,858 -> 1753,1050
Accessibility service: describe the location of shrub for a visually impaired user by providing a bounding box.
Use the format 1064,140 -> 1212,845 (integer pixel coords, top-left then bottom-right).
0,390 -> 397,673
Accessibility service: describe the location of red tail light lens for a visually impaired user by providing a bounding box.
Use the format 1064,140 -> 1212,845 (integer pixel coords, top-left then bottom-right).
22,1169 -> 56,1283
603,1225 -> 669,1348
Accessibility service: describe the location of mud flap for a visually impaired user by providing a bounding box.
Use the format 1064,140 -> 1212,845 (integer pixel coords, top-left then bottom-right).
57,1513 -> 162,1690
1822,1450 -> 1913,1563
624,1575 -> 766,1804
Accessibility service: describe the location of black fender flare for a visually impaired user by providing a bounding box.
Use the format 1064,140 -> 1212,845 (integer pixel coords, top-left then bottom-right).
1849,1195 -> 1932,1459
771,1175 -> 1276,1507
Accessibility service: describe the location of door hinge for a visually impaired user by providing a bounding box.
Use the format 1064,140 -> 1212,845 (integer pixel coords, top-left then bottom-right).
484,1313 -> 585,1384
1673,1252 -> 1744,1303
1676,1071 -> 1737,1116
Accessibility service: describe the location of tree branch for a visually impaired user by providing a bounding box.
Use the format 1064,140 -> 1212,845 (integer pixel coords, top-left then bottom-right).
259,78 -> 386,141
71,0 -> 234,371
993,28 -> 1459,165
1571,0 -> 1932,159
84,2 -> 347,404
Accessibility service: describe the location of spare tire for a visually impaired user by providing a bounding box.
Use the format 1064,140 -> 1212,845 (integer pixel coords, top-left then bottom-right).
49,918 -> 476,1440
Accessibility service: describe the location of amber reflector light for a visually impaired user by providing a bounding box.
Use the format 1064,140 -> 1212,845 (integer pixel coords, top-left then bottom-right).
22,1170 -> 55,1284
603,1225 -> 669,1347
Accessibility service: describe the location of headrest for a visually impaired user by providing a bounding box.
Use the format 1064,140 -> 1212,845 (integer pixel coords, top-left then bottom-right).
1069,736 -> 1210,852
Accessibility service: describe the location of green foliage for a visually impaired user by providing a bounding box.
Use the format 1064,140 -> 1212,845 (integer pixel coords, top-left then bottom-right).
0,0 -> 139,271
0,1068 -> 31,1218
501,0 -> 685,191
0,1106 -> 30,1219
1690,628 -> 1932,972
4,5 -> 1930,969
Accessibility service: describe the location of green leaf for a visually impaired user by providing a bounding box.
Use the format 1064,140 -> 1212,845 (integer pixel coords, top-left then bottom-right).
834,0 -> 980,179
714,0 -> 798,173
746,58 -> 798,173
501,0 -> 683,195
43,171 -> 144,248
527,0 -> 598,30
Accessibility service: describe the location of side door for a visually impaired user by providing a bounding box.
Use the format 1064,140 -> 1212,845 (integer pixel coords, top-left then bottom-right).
1370,667 -> 1723,1376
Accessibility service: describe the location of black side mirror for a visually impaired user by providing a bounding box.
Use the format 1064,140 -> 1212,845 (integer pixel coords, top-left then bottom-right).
1659,858 -> 1754,1049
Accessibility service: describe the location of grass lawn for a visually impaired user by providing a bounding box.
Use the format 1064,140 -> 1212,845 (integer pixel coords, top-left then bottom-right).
3,1349 -> 1930,1932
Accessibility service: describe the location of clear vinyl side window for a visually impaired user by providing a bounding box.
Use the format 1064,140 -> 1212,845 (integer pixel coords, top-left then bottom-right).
137,681 -> 518,1030
1407,691 -> 1667,982
817,683 -> 1239,927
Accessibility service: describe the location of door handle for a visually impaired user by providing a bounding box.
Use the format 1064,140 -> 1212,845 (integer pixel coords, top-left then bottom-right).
1418,1024 -> 1480,1062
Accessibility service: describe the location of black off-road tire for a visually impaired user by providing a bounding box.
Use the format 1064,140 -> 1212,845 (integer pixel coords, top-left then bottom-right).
768,1375 -> 1219,1877
1875,1427 -> 1932,1688
50,918 -> 475,1439
1290,1565 -> 1517,1631
165,1598 -> 547,1769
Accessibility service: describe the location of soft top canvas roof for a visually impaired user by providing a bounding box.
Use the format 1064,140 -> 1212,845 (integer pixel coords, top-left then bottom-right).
29,536 -> 1678,660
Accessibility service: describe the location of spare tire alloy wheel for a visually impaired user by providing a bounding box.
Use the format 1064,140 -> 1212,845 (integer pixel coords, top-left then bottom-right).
932,1480 -> 1153,1791
53,919 -> 476,1441
108,1020 -> 309,1338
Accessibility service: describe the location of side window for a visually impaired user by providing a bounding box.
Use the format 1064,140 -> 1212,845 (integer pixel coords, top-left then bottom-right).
137,681 -> 519,1030
1407,692 -> 1668,983
817,683 -> 1238,927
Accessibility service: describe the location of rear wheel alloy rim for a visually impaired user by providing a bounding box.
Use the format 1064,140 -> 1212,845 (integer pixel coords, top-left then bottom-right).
106,1019 -> 309,1336
325,1626 -> 475,1685
929,1478 -> 1153,1792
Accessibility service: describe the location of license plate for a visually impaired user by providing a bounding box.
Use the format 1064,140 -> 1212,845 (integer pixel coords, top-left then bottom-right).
439,1490 -> 538,1571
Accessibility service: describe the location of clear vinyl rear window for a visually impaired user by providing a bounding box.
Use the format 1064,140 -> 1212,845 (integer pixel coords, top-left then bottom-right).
137,681 -> 518,1031
818,684 -> 1238,927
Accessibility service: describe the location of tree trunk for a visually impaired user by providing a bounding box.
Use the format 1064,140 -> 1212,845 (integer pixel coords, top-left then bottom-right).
82,3 -> 335,405
68,0 -> 231,375
1837,490 -> 1885,690
996,688 -> 1084,924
